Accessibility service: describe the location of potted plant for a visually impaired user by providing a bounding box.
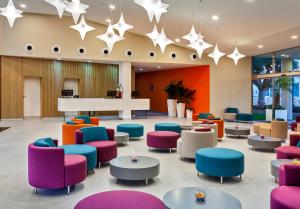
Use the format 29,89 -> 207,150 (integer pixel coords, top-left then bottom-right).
116,84 -> 122,98
176,81 -> 187,118
164,81 -> 179,117
185,89 -> 196,119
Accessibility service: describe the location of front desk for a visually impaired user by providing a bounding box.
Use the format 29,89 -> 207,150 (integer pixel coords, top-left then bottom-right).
58,98 -> 150,119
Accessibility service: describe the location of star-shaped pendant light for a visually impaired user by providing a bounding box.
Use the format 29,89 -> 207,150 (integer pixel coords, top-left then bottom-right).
70,15 -> 95,40
134,0 -> 169,23
96,24 -> 125,52
227,47 -> 246,65
65,0 -> 89,23
112,13 -> 133,37
44,0 -> 66,18
155,28 -> 173,53
146,24 -> 160,46
182,25 -> 199,44
0,0 -> 23,28
188,34 -> 213,58
208,44 -> 226,65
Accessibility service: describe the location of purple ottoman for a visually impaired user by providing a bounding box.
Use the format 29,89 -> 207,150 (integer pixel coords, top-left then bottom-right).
74,190 -> 165,209
147,131 -> 180,153
271,186 -> 300,209
276,146 -> 300,159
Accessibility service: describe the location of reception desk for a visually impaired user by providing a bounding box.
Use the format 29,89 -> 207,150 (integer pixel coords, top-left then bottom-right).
58,98 -> 150,119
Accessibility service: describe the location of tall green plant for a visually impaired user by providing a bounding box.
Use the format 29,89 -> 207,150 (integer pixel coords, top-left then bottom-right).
164,81 -> 178,99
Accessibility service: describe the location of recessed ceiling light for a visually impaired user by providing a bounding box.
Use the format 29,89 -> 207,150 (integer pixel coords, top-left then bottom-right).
212,15 -> 219,21
87,60 -> 92,63
291,35 -> 298,40
109,4 -> 115,10
20,3 -> 26,8
106,18 -> 111,23
139,68 -> 144,71
258,45 -> 264,48
175,38 -> 180,43
157,66 -> 161,68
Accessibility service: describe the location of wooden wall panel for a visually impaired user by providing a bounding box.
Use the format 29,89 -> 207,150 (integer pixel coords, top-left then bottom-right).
0,56 -> 119,119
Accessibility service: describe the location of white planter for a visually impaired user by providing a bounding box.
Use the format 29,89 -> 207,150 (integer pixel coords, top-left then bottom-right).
167,99 -> 177,117
176,103 -> 186,118
186,109 -> 193,119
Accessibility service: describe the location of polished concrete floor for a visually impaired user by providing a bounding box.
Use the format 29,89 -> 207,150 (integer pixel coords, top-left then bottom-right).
0,117 -> 285,209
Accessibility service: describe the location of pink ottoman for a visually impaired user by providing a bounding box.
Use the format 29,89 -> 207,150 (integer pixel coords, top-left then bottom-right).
271,186 -> 300,209
276,146 -> 300,159
147,131 -> 180,153
74,190 -> 165,209
85,141 -> 117,165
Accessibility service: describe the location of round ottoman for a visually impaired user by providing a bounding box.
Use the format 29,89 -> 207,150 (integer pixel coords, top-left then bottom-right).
271,186 -> 300,209
154,123 -> 181,134
117,124 -> 144,138
60,144 -> 97,172
85,141 -> 117,166
195,148 -> 244,183
74,190 -> 165,209
147,131 -> 180,153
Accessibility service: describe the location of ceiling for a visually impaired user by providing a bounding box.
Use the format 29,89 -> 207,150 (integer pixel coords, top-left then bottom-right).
1,0 -> 300,57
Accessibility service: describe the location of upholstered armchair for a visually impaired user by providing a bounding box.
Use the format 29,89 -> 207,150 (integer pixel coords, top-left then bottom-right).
291,116 -> 300,131
28,138 -> 87,194
276,134 -> 300,159
72,115 -> 100,125
62,122 -> 94,145
177,129 -> 215,159
255,121 -> 288,140
76,126 -> 117,166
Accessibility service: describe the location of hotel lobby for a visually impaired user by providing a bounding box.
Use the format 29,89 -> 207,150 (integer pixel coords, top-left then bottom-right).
0,0 -> 300,209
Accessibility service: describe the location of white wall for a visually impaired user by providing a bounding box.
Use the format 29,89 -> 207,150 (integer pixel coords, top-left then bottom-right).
0,18 -> 3,55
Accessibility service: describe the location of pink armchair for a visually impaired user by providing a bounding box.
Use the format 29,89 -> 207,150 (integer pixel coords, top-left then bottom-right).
276,134 -> 300,159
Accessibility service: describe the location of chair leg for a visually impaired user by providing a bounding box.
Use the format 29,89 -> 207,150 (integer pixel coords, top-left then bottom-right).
170,149 -> 172,154
197,171 -> 199,177
67,186 -> 71,195
220,177 -> 223,184
240,175 -> 242,181
98,162 -> 101,168
34,188 -> 38,194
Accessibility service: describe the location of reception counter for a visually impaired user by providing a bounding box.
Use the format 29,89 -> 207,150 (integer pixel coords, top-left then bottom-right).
58,98 -> 150,119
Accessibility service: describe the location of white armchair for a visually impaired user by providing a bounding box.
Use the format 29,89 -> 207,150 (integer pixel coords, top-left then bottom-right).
177,129 -> 215,159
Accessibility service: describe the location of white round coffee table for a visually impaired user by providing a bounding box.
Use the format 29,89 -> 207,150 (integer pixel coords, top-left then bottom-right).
163,187 -> 241,209
114,132 -> 129,144
248,135 -> 282,151
110,156 -> 160,185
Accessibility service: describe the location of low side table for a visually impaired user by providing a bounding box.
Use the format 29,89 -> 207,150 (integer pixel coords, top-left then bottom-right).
114,132 -> 129,144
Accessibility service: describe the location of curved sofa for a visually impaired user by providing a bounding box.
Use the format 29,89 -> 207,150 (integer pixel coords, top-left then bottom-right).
253,121 -> 288,141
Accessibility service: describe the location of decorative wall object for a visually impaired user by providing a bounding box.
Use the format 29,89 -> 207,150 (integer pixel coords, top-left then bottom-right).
227,47 -> 246,65
24,43 -> 35,55
44,0 -> 66,18
146,24 -> 160,47
96,24 -> 125,52
182,25 -> 199,44
134,0 -> 169,23
112,13 -> 133,37
208,44 -> 226,65
65,0 -> 89,23
155,28 -> 173,53
77,47 -> 87,55
70,15 -> 95,40
0,0 -> 23,28
51,45 -> 61,54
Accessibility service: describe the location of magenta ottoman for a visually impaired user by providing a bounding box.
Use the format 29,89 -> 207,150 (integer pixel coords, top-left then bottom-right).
276,146 -> 300,159
271,186 -> 300,209
147,131 -> 180,152
74,190 -> 165,209
85,141 -> 117,164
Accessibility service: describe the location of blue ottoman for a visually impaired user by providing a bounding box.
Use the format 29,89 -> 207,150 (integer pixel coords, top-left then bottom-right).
195,148 -> 244,183
116,124 -> 144,138
60,144 -> 97,172
154,123 -> 181,134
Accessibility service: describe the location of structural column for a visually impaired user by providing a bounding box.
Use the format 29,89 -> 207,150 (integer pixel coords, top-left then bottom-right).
118,62 -> 132,119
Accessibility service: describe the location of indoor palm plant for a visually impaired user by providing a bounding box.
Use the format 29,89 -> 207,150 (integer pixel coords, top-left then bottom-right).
185,89 -> 196,119
164,81 -> 179,117
176,81 -> 186,118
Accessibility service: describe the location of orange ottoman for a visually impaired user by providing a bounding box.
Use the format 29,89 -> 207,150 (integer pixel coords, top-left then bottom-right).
208,118 -> 224,140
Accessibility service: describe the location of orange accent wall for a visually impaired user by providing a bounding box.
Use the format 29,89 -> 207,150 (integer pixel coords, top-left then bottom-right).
135,66 -> 210,113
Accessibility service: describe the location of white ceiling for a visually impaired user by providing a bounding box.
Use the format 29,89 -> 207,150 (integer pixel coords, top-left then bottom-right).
1,0 -> 300,57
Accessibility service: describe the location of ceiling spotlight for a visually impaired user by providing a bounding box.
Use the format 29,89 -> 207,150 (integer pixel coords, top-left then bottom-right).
139,68 -> 144,71
175,38 -> 180,43
87,60 -> 92,63
109,4 -> 115,10
157,66 -> 161,68
20,3 -> 26,8
258,45 -> 264,48
291,35 -> 298,40
212,15 -> 219,21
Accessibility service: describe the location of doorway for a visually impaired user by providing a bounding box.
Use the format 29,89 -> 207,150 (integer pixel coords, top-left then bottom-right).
24,77 -> 41,117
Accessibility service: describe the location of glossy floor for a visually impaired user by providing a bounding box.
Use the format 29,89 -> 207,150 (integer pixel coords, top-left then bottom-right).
0,117 -> 285,209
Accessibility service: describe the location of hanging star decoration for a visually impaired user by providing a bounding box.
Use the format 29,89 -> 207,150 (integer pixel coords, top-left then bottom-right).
208,44 -> 226,65
146,24 -> 160,46
0,0 -> 23,28
65,0 -> 89,23
44,0 -> 66,18
188,33 -> 213,58
227,47 -> 246,65
112,13 -> 133,37
155,27 -> 173,53
96,24 -> 125,52
134,0 -> 169,23
70,15 -> 95,40
182,25 -> 199,44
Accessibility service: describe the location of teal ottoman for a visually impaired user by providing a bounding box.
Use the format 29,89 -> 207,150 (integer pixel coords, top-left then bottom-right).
236,113 -> 253,122
60,144 -> 97,172
195,148 -> 244,183
154,123 -> 181,134
116,124 -> 144,138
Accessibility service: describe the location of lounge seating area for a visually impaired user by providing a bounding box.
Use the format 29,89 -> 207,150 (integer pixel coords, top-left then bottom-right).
1,1 -> 300,209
